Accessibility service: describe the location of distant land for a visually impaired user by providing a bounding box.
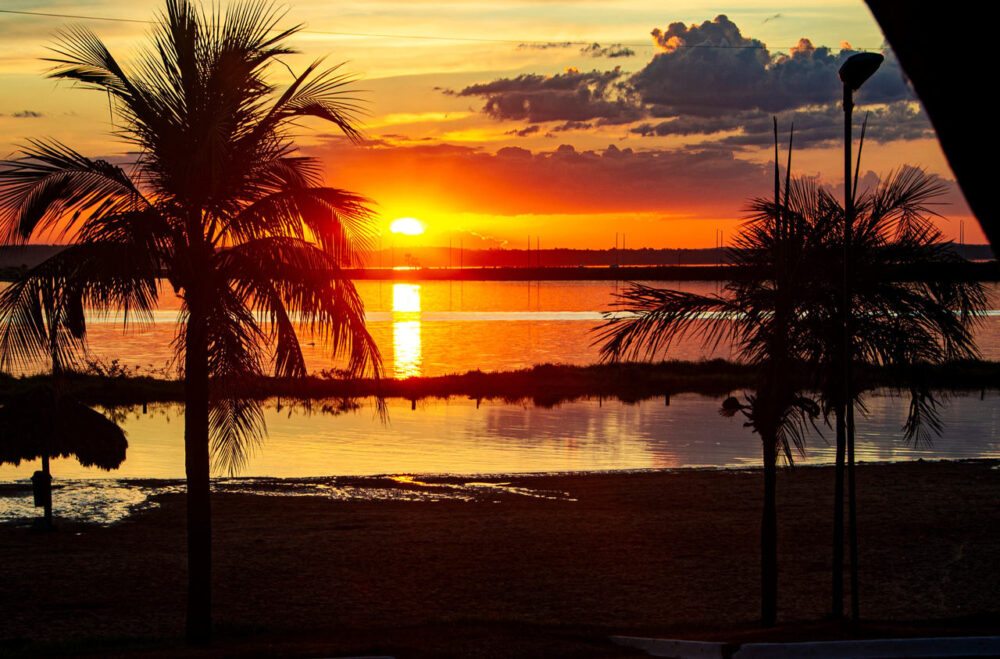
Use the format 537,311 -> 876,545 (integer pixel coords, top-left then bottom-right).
2,244 -> 995,275
364,244 -> 997,268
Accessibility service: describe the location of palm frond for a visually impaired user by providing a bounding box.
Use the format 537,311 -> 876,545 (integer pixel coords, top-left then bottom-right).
594,284 -> 735,362
0,140 -> 148,242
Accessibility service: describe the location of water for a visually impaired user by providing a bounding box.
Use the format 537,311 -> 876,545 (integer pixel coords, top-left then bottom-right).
25,279 -> 1000,377
1,391 -> 998,523
2,279 -> 999,523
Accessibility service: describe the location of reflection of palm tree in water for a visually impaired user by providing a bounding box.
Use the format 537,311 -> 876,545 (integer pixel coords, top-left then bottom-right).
0,277 -> 126,530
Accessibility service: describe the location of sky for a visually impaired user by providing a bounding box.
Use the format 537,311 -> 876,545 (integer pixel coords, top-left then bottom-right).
0,0 -> 983,250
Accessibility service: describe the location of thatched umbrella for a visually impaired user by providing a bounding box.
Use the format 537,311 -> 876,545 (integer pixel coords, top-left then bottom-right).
0,385 -> 127,528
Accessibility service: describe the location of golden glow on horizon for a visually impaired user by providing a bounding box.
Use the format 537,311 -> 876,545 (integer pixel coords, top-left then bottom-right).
390,217 -> 426,236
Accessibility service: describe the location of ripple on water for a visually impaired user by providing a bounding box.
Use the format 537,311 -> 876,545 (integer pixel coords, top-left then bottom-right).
0,480 -> 185,526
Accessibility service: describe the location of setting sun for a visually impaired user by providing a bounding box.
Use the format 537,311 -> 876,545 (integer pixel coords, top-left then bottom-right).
390,217 -> 425,236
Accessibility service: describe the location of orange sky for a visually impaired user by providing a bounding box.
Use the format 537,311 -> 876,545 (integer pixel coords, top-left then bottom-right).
0,2 -> 983,249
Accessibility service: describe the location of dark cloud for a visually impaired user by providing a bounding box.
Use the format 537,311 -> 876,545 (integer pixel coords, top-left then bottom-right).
454,14 -> 924,148
517,42 -> 574,50
580,43 -> 636,58
506,125 -> 542,137
455,67 -> 643,124
632,102 -> 933,147
762,13 -> 782,23
550,120 -> 592,132
631,112 -> 760,137
635,15 -> 911,117
6,110 -> 43,118
713,102 -> 933,149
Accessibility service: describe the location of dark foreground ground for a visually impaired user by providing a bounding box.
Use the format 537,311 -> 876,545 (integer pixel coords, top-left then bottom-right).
2,461 -> 999,658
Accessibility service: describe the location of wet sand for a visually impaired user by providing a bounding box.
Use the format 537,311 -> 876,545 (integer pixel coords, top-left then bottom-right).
2,461 -> 999,657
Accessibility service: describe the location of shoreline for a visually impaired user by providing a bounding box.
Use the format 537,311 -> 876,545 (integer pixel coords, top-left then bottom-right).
3,454 -> 996,484
3,359 -> 999,407
2,461 -> 998,657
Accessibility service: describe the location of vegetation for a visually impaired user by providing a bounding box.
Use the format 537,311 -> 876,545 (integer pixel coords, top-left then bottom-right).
0,0 -> 381,644
789,167 -> 986,619
595,126 -> 986,624
596,124 -> 818,626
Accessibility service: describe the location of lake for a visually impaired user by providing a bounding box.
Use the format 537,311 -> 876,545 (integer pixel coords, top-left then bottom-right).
17,279 -> 1000,377
1,279 -> 999,522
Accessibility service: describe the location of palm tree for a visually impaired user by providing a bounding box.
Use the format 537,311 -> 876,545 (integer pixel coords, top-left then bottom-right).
792,168 -> 986,619
0,0 -> 382,644
596,124 -> 819,626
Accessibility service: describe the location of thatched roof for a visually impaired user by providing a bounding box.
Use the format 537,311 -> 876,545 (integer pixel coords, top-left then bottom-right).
0,385 -> 127,470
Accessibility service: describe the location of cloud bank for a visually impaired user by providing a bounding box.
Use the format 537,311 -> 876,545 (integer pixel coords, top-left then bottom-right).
454,15 -> 930,148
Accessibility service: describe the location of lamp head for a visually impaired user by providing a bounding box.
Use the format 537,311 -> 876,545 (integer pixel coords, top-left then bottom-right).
839,52 -> 884,91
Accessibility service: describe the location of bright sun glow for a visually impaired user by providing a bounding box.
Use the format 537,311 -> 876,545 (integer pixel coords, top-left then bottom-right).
390,217 -> 425,235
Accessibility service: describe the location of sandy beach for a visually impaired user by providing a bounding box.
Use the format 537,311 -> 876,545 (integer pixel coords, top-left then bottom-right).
2,460 -> 999,657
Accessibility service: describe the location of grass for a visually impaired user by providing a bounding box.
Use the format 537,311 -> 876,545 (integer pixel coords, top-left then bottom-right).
2,359 -> 998,408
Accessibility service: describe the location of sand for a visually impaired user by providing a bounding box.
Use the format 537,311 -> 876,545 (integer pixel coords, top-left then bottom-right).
2,460 -> 999,657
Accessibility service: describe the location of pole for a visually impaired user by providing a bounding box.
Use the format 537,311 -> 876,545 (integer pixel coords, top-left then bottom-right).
834,80 -> 853,621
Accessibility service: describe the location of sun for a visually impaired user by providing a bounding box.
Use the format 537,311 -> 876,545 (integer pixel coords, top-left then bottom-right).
390,217 -> 425,236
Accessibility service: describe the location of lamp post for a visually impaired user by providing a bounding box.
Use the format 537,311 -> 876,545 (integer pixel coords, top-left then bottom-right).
836,51 -> 883,621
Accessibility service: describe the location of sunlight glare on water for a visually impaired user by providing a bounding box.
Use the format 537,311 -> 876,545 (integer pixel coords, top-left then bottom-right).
392,283 -> 422,378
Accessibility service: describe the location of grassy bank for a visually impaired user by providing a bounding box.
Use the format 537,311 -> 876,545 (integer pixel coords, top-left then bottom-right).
2,359 -> 998,408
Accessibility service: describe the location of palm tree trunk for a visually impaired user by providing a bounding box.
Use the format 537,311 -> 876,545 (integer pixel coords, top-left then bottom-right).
832,403 -> 845,619
847,402 -> 859,620
184,302 -> 212,645
761,431 -> 778,627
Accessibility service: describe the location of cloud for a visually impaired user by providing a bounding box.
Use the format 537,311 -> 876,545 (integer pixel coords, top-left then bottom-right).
580,43 -> 636,58
550,120 -> 592,132
451,14 -> 926,149
517,42 -> 574,50
631,112 -> 758,137
307,138 -> 774,217
454,67 -> 643,124
506,125 -> 542,137
632,102 -> 934,147
635,15 -> 912,117
5,110 -> 43,118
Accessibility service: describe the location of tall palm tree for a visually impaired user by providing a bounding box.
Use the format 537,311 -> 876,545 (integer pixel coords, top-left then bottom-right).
596,124 -> 819,626
793,168 -> 986,619
0,0 -> 382,644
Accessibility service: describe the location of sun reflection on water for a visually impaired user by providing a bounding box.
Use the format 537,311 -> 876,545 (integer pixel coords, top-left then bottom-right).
392,284 -> 422,378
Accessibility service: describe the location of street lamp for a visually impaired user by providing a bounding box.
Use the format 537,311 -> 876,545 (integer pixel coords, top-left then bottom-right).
836,50 -> 883,622
839,52 -> 884,213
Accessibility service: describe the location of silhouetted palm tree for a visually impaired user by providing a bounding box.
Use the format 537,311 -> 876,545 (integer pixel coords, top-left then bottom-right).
596,125 -> 819,626
0,0 -> 381,644
790,168 -> 985,619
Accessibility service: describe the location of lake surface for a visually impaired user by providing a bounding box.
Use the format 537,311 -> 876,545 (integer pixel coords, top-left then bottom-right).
2,279 -> 999,523
16,279 -> 1000,377
2,391 -> 998,481
1,389 -> 998,523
